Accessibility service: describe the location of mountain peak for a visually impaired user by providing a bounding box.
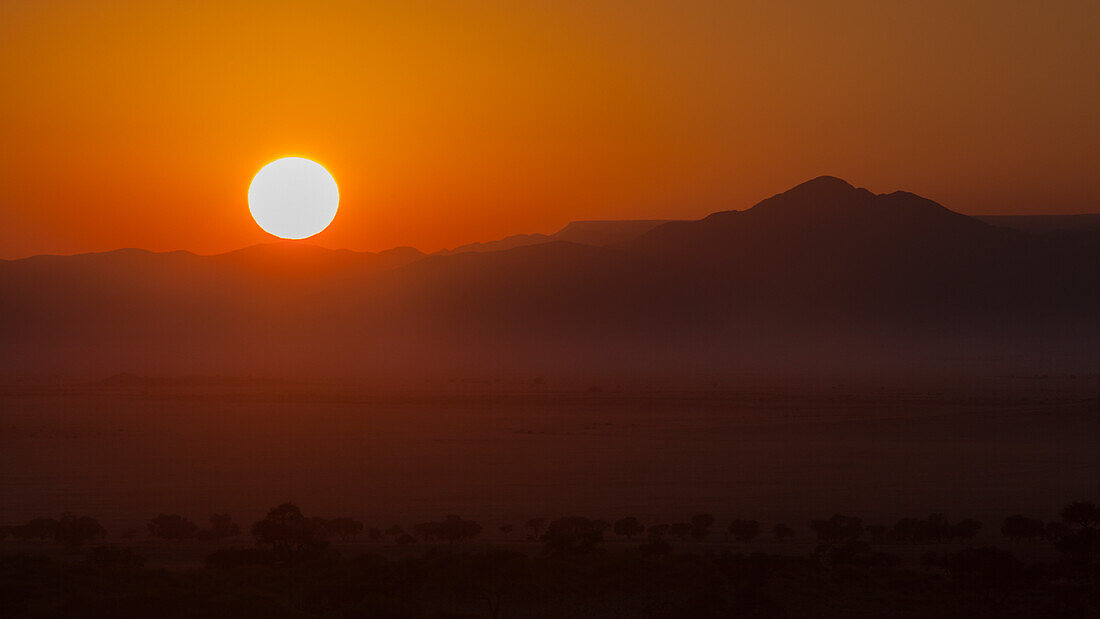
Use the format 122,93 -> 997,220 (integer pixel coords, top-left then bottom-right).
792,175 -> 856,191
770,176 -> 872,204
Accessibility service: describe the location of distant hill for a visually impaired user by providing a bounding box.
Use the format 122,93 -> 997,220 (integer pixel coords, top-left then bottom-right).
2,177 -> 1097,378
976,214 -> 1100,234
434,219 -> 669,255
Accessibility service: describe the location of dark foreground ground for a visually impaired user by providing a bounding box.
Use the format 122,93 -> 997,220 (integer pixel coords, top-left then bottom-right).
2,531 -> 1099,618
1,374 -> 1097,616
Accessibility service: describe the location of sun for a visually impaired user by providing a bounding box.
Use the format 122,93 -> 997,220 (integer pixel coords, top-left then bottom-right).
248,157 -> 339,240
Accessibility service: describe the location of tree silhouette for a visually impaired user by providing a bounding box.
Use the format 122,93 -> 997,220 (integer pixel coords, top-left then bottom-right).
613,517 -> 645,540
56,513 -> 106,547
890,514 -> 979,543
147,514 -> 198,541
1055,500 -> 1100,563
251,503 -> 323,561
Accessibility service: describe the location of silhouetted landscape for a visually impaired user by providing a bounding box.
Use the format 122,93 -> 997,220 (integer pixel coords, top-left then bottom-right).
4,178 -> 1099,378
3,178 -> 1099,617
5,0 -> 1099,613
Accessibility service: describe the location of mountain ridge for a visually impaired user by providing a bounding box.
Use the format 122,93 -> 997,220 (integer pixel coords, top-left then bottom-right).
2,177 -> 1097,378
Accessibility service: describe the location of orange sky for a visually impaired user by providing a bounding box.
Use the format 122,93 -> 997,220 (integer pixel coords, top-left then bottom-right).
1,0 -> 1097,259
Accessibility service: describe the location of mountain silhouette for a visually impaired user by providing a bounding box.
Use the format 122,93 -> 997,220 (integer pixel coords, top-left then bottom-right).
433,219 -> 670,255
976,213 -> 1100,234
2,177 -> 1097,378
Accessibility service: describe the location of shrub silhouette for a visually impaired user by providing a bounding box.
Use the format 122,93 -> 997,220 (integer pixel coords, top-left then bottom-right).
1001,515 -> 1044,542
147,514 -> 198,541
821,540 -> 901,567
668,522 -> 692,541
523,517 -> 546,540
773,523 -> 794,541
197,513 -> 240,541
396,533 -> 416,546
647,523 -> 670,542
613,516 -> 645,539
327,517 -> 364,542
728,519 -> 761,542
541,517 -> 606,556
415,515 -> 482,543
811,515 -> 863,542
891,515 -> 982,543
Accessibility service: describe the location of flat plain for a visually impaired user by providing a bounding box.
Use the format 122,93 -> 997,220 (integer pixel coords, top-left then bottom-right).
2,375 -> 1097,538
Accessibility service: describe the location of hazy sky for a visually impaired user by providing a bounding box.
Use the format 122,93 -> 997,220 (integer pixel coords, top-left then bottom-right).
1,0 -> 1097,258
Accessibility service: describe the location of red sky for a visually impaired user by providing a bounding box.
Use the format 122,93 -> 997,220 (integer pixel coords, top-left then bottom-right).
1,0 -> 1098,259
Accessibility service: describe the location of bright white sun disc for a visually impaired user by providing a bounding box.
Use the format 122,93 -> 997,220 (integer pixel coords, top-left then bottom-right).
248,157 -> 339,239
